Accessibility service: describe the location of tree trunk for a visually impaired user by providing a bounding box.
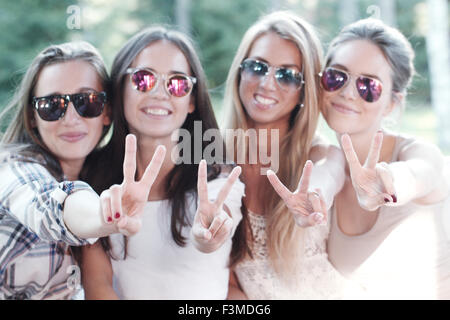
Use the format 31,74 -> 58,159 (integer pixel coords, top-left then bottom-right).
426,0 -> 450,151
377,0 -> 397,26
175,0 -> 191,34
339,0 -> 359,26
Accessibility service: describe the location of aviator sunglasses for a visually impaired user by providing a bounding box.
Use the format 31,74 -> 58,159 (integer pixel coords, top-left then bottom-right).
126,67 -> 197,98
239,59 -> 304,91
320,67 -> 383,103
32,91 -> 107,121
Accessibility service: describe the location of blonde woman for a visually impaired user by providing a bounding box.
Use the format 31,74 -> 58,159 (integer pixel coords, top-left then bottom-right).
220,11 -> 357,299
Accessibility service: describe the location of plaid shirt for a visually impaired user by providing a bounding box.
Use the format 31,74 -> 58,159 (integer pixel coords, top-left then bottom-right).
0,152 -> 95,299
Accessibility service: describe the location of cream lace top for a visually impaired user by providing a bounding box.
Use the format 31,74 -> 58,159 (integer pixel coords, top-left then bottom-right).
234,211 -> 363,299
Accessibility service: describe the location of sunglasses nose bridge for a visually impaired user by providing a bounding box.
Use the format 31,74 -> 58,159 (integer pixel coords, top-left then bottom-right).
259,66 -> 278,90
149,74 -> 171,99
338,74 -> 358,100
61,98 -> 82,122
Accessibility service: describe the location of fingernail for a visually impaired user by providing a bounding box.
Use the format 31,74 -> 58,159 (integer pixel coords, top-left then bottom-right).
384,198 -> 389,203
115,212 -> 121,219
107,216 -> 113,223
391,195 -> 397,203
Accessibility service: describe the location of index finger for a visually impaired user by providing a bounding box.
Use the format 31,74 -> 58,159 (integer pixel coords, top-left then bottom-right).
365,131 -> 383,169
298,160 -> 313,194
214,166 -> 242,209
140,145 -> 166,189
123,134 -> 137,183
341,134 -> 362,174
267,170 -> 292,201
197,160 -> 209,205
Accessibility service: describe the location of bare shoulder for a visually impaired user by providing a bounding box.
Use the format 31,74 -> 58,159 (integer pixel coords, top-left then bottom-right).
309,136 -> 343,164
397,135 -> 444,163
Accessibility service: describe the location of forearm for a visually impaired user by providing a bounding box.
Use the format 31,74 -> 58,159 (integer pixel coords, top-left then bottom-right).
308,151 -> 345,210
81,243 -> 118,300
388,159 -> 449,205
63,190 -> 118,239
83,281 -> 119,300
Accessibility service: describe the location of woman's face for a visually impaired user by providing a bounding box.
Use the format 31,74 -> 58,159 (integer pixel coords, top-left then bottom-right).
238,32 -> 303,129
33,60 -> 110,167
321,40 -> 396,135
123,40 -> 195,140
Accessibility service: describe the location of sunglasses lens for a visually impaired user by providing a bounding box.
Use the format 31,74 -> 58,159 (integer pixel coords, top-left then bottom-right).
73,92 -> 106,117
36,97 -> 66,121
275,68 -> 303,89
167,75 -> 192,97
356,77 -> 382,102
131,70 -> 156,92
241,60 -> 268,77
321,68 -> 347,92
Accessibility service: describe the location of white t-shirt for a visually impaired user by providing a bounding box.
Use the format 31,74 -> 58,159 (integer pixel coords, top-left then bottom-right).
109,176 -> 245,300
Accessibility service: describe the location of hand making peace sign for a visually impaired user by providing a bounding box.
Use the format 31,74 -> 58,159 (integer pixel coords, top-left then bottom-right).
101,134 -> 166,236
191,160 -> 242,253
341,131 -> 396,211
267,160 -> 328,228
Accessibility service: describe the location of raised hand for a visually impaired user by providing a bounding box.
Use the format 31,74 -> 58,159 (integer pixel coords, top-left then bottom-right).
267,161 -> 328,228
191,160 -> 242,253
100,134 -> 166,236
341,131 -> 396,211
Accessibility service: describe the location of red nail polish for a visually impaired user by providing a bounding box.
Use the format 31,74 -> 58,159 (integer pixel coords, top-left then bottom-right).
384,198 -> 389,203
391,195 -> 397,203
107,217 -> 113,223
115,212 -> 121,219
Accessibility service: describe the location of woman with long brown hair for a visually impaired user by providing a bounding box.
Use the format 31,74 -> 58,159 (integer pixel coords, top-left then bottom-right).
0,42 -> 159,299
81,26 -> 244,299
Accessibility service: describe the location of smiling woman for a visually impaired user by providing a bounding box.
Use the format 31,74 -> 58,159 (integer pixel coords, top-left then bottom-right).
0,42 -> 113,300
80,26 -> 245,300
320,18 -> 450,299
0,41 -> 162,300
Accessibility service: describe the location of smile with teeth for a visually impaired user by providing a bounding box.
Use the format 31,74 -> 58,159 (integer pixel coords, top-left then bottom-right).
255,94 -> 277,106
143,108 -> 171,116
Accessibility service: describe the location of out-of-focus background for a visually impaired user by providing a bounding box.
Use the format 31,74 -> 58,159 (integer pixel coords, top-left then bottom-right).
0,0 -> 448,154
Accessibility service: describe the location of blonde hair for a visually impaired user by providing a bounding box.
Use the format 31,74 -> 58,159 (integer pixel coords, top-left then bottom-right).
224,11 -> 323,278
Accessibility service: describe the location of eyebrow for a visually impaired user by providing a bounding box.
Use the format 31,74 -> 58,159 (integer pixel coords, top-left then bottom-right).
37,87 -> 100,97
133,66 -> 190,76
250,56 -> 302,70
330,63 -> 382,81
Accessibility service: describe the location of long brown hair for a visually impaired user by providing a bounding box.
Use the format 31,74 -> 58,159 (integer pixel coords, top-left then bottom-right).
92,26 -> 227,253
0,41 -> 112,264
223,11 -> 323,278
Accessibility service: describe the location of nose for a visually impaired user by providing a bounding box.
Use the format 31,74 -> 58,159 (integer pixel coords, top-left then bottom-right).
149,77 -> 170,100
339,78 -> 358,101
61,102 -> 82,124
258,68 -> 278,91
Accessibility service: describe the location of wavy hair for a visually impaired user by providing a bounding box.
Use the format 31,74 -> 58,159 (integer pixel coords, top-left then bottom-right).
224,11 -> 324,278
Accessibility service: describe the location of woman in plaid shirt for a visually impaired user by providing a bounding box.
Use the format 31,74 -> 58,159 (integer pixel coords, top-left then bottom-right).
0,42 -> 164,299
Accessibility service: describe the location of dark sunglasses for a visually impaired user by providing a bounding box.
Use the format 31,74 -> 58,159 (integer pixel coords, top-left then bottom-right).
320,67 -> 383,103
126,67 -> 197,98
32,91 -> 107,121
239,59 -> 304,91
